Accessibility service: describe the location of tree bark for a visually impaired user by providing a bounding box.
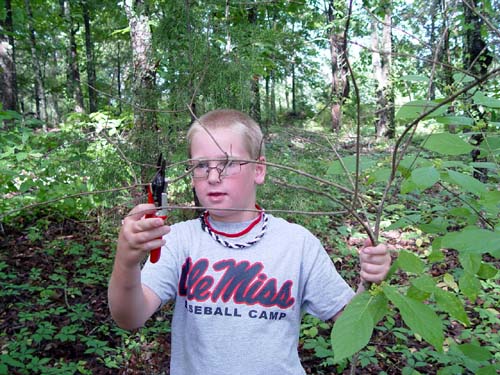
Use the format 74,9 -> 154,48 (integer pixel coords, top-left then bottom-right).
0,0 -> 18,114
25,0 -> 47,124
124,0 -> 159,132
250,75 -> 261,123
82,0 -> 98,113
124,0 -> 160,182
327,0 -> 349,133
372,2 -> 394,139
463,0 -> 492,182
62,0 -> 85,113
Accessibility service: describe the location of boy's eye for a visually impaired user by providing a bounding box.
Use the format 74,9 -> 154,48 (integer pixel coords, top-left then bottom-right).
195,161 -> 209,169
220,160 -> 234,170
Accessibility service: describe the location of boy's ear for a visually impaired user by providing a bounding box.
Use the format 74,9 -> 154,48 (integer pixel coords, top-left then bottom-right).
254,156 -> 266,185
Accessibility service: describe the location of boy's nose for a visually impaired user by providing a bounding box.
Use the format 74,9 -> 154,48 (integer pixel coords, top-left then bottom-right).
206,168 -> 221,184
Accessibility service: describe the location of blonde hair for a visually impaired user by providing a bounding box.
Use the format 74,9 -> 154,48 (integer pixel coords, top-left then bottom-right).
187,109 -> 265,159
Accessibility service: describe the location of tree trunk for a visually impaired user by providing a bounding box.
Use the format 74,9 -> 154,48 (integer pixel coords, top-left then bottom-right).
250,75 -> 261,123
186,0 -> 197,123
0,0 -> 18,115
372,3 -> 394,139
51,49 -> 62,124
82,0 -> 97,113
124,0 -> 160,182
328,0 -> 349,133
25,0 -> 47,125
62,0 -> 85,113
463,0 -> 492,182
291,62 -> 296,114
124,0 -> 159,132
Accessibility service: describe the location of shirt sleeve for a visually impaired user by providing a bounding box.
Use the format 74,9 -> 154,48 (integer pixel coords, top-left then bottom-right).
300,236 -> 355,321
141,224 -> 184,305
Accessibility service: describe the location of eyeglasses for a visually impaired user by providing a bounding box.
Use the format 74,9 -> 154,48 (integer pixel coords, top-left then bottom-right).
189,159 -> 250,179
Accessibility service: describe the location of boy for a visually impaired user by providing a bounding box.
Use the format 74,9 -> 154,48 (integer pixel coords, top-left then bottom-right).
108,109 -> 391,375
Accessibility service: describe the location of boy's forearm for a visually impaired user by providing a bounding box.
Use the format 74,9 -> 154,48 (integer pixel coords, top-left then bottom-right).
108,261 -> 152,330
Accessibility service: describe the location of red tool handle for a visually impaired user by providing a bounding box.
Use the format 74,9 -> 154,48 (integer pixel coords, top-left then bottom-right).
146,185 -> 166,263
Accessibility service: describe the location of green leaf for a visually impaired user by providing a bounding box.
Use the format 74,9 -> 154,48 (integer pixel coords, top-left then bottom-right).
396,100 -> 449,120
367,167 -> 392,184
398,250 -> 425,274
422,133 -> 474,155
441,227 -> 500,256
411,275 -> 437,293
419,218 -> 449,234
382,285 -> 444,351
401,178 -> 419,194
435,116 -> 474,127
434,288 -> 470,326
457,343 -> 492,361
476,365 -> 499,375
331,292 -> 388,362
459,272 -> 481,302
477,263 -> 498,279
447,170 -> 487,196
460,254 -> 482,276
473,91 -> 500,108
479,191 -> 500,215
411,167 -> 440,190
453,72 -> 475,83
327,155 -> 376,175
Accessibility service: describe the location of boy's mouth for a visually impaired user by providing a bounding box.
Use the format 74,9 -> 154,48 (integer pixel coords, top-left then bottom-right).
208,192 -> 226,197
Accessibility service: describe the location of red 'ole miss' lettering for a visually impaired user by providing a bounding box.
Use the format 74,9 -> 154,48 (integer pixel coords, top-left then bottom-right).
178,257 -> 295,309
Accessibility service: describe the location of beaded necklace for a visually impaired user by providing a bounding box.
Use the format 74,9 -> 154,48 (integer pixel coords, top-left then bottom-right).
200,207 -> 268,249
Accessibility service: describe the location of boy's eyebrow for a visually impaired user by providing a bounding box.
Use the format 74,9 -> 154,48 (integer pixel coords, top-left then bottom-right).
189,156 -> 247,162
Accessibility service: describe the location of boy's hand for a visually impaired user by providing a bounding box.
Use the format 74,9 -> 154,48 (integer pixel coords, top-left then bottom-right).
359,239 -> 392,284
117,204 -> 170,268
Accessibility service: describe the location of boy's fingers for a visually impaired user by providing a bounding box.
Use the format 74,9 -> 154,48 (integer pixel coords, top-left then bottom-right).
126,204 -> 157,221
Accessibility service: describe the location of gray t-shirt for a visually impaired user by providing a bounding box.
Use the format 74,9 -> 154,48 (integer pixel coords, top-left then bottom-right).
141,214 -> 355,375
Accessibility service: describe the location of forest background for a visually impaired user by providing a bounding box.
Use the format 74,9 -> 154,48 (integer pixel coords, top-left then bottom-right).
0,0 -> 499,374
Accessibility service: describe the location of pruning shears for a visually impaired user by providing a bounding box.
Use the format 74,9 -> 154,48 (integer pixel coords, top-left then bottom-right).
145,153 -> 168,263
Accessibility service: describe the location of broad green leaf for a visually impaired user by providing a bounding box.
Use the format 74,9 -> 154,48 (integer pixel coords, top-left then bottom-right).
411,275 -> 437,293
398,250 -> 425,274
435,116 -> 474,127
447,170 -> 487,196
477,263 -> 498,279
441,227 -> 500,256
459,253 -> 482,274
473,91 -> 500,108
383,285 -> 444,351
459,272 -> 481,302
331,292 -> 388,362
411,167 -> 440,190
470,162 -> 498,170
476,365 -> 498,375
422,133 -> 474,155
396,100 -> 449,120
434,288 -> 470,326
457,343 -> 492,361
401,178 -> 419,194
407,285 -> 431,301
479,191 -> 500,215
453,72 -> 475,83
419,218 -> 449,234
367,167 -> 392,184
327,155 -> 376,175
